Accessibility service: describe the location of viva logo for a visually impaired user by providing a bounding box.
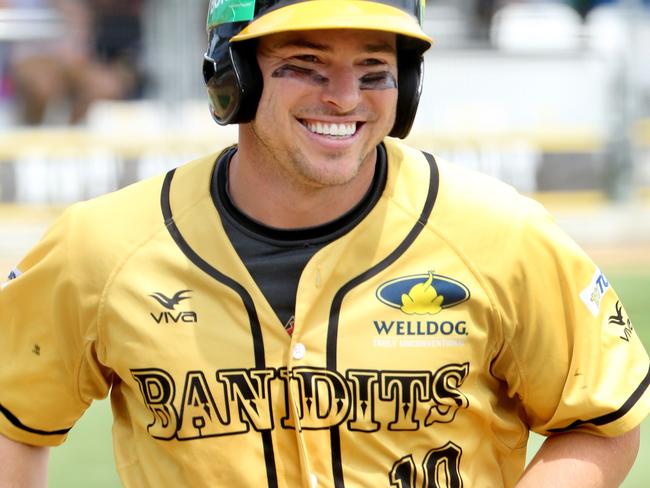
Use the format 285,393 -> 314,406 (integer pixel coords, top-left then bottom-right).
149,290 -> 198,324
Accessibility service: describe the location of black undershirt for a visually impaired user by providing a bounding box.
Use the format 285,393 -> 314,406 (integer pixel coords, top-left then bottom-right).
211,145 -> 387,334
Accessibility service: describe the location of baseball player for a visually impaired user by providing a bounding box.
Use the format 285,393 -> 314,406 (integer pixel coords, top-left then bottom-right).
1,1 -> 648,486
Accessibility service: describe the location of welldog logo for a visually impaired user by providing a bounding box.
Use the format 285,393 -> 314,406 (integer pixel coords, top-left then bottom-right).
149,290 -> 197,324
377,271 -> 470,315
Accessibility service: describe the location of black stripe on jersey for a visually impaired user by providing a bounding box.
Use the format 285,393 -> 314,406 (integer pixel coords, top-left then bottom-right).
326,152 -> 439,488
0,403 -> 71,436
548,363 -> 650,433
160,169 -> 278,488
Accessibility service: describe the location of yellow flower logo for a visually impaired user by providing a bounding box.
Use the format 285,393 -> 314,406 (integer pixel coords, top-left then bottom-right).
400,271 -> 444,315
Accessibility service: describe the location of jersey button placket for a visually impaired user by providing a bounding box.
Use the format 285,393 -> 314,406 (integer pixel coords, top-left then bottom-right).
292,342 -> 306,360
287,341 -> 316,488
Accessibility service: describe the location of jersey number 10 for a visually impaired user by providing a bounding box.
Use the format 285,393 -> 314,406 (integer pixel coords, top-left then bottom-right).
390,442 -> 463,488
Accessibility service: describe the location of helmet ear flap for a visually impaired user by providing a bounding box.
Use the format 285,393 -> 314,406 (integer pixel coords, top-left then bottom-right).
228,41 -> 263,123
390,48 -> 423,139
204,40 -> 262,125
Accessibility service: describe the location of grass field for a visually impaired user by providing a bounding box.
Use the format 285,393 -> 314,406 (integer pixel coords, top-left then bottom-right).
45,268 -> 650,487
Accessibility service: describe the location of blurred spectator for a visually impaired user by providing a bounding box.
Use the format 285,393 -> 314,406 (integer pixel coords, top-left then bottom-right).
89,0 -> 145,98
473,0 -> 500,39
5,0 -> 90,124
6,0 -> 145,125
569,0 -> 615,17
567,0 -> 650,18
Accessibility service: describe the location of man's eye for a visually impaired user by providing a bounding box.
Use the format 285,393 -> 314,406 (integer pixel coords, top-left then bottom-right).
361,58 -> 390,67
293,54 -> 319,64
278,64 -> 314,76
360,71 -> 397,89
361,72 -> 387,82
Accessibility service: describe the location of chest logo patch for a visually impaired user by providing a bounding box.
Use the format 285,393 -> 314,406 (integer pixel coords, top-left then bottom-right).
149,290 -> 197,324
377,272 -> 470,315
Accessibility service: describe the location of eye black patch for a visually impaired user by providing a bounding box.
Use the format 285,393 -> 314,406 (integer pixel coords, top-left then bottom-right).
272,65 -> 397,91
359,71 -> 397,90
272,65 -> 328,85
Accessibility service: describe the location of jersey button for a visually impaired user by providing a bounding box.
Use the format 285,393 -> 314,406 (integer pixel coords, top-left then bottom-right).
292,343 -> 306,360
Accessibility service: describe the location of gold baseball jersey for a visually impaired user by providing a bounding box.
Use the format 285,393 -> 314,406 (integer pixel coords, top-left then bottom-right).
1,139 -> 648,487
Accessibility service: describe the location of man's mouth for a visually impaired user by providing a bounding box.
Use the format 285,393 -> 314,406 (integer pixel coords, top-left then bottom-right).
301,120 -> 360,138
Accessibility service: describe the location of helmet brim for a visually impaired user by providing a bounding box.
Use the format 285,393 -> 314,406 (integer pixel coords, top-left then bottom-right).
230,0 -> 432,53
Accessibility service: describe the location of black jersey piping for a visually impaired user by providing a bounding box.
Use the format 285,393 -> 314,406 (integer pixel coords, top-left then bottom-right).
326,152 -> 439,488
0,403 -> 72,436
548,363 -> 650,433
160,169 -> 278,488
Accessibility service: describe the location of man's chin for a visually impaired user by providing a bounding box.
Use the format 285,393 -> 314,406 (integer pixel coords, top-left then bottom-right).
297,155 -> 373,188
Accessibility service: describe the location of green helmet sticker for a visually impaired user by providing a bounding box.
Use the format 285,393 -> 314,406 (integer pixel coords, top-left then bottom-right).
207,0 -> 256,30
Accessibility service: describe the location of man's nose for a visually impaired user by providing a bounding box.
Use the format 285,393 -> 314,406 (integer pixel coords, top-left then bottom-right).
320,66 -> 361,112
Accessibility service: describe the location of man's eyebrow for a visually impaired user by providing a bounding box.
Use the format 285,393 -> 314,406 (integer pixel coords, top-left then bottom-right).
275,38 -> 331,51
364,41 -> 396,55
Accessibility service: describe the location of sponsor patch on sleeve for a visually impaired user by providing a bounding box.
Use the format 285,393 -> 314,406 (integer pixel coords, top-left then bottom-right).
1,267 -> 22,290
579,268 -> 610,317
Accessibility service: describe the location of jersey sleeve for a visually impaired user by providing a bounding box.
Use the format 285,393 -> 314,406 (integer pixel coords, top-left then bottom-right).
492,205 -> 649,437
0,206 -> 112,447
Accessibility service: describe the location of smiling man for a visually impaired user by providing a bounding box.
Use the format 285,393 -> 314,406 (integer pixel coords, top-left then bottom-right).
233,28 -> 400,228
1,1 -> 649,487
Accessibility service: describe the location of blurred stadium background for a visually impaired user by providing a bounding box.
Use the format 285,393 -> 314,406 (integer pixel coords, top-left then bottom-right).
0,0 -> 648,486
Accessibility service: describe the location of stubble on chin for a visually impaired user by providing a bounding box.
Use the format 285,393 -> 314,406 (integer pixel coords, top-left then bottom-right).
291,142 -> 380,188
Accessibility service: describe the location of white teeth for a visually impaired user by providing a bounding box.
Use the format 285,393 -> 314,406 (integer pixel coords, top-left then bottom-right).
305,121 -> 356,137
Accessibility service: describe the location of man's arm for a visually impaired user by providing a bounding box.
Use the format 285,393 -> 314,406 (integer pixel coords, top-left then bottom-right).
517,426 -> 640,487
0,433 -> 49,487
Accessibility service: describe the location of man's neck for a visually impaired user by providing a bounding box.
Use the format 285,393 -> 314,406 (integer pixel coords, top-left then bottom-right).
228,143 -> 378,229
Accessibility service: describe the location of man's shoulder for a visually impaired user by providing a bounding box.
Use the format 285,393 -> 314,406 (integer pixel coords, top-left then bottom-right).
79,151 -> 219,223
385,140 -> 548,240
383,138 -> 541,217
57,151 -> 221,262
0,151 -> 223,308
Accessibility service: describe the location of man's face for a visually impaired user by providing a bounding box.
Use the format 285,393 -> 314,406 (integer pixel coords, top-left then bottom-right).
243,28 -> 398,189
